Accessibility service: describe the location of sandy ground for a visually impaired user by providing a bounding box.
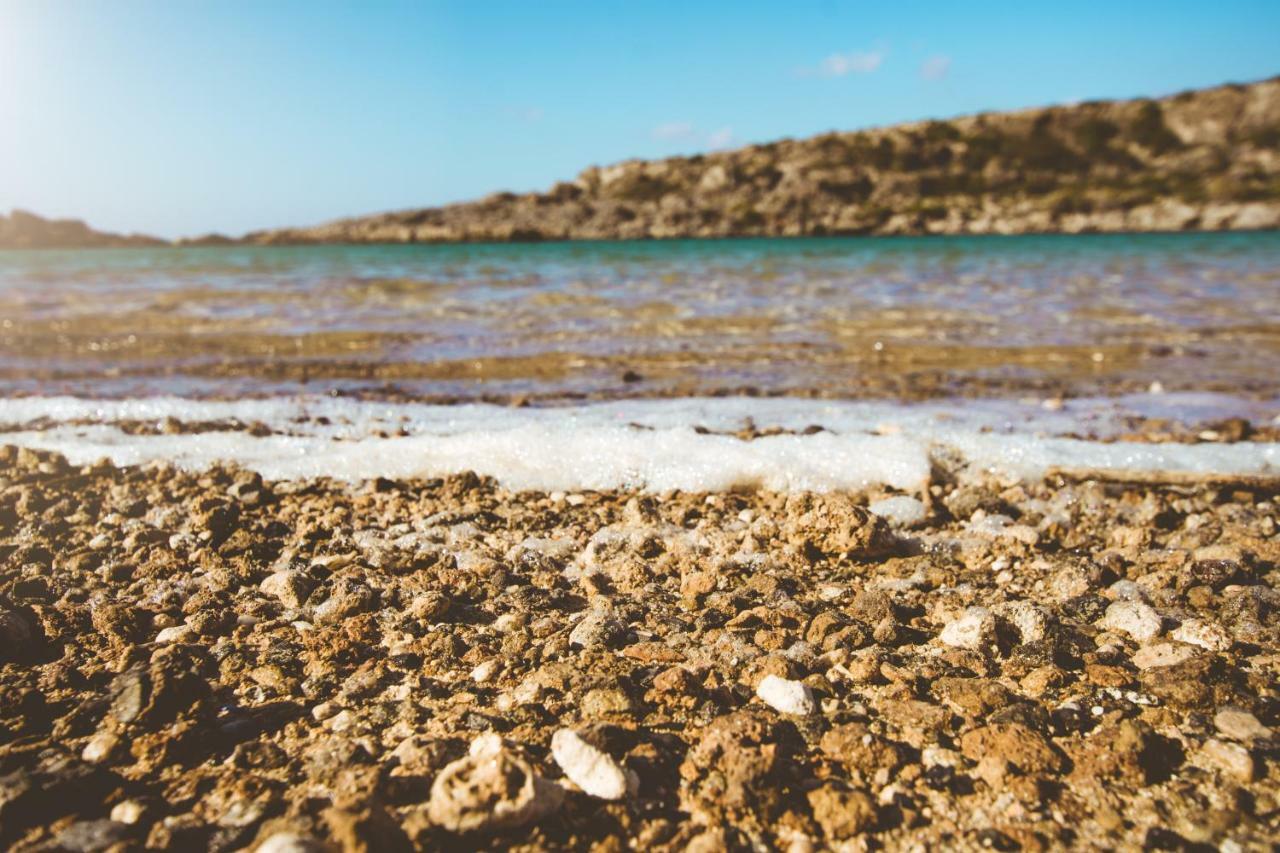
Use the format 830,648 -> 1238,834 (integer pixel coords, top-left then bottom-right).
0,443 -> 1277,851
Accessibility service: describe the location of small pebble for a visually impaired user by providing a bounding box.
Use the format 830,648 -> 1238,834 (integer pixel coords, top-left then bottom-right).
1100,601 -> 1162,643
551,729 -> 635,800
756,674 -> 817,715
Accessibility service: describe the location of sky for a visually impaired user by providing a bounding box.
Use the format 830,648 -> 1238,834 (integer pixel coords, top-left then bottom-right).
2,1 -> 1278,238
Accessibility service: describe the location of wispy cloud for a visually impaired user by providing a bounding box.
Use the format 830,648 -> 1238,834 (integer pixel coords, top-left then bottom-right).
796,49 -> 885,78
651,121 -> 696,141
505,106 -> 545,123
920,55 -> 951,81
822,50 -> 885,76
706,127 -> 734,149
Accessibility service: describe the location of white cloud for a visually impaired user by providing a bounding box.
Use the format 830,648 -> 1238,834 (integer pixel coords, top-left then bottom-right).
706,127 -> 733,149
651,121 -> 695,141
820,50 -> 885,77
920,55 -> 951,81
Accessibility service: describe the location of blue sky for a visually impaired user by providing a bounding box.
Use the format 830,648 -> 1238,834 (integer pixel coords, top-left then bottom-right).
2,1 -> 1278,238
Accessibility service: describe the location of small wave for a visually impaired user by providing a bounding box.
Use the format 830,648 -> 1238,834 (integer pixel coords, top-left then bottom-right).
0,394 -> 1276,491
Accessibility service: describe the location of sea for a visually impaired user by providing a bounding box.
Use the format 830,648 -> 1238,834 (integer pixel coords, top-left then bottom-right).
1,233 -> 1278,491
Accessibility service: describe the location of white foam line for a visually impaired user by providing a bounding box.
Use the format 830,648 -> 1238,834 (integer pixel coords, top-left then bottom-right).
0,395 -> 1276,492
0,424 -> 931,492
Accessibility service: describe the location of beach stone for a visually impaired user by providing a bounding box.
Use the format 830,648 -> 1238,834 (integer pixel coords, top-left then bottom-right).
1200,738 -> 1255,782
110,801 -> 146,825
1131,642 -> 1196,670
426,735 -> 562,833
51,820 -> 130,852
227,471 -> 268,505
260,571 -> 314,608
576,525 -> 661,591
80,732 -> 120,765
968,513 -> 1039,546
939,606 -> 996,651
550,729 -> 635,800
1107,580 -> 1148,602
679,710 -> 799,821
154,625 -> 193,645
1070,720 -> 1182,786
1171,618 -> 1231,651
755,674 -> 816,715
1214,708 -> 1271,744
819,724 -> 908,780
569,611 -> 628,650
960,724 -> 1065,775
997,601 -> 1051,645
0,609 -> 36,661
1139,655 -> 1218,709
254,832 -> 329,853
407,591 -> 451,621
311,578 -> 376,624
781,494 -> 894,559
867,495 -> 926,528
1100,600 -> 1162,642
807,785 -> 877,839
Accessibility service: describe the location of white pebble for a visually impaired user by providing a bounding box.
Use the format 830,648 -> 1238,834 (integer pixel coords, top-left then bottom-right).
1214,708 -> 1272,744
1172,618 -> 1231,652
756,674 -> 816,715
1100,600 -> 1162,643
154,625 -> 192,644
1131,642 -> 1195,670
471,659 -> 501,684
255,832 -> 329,853
550,729 -> 635,800
867,495 -> 926,528
110,801 -> 145,825
939,606 -> 994,650
81,731 -> 118,764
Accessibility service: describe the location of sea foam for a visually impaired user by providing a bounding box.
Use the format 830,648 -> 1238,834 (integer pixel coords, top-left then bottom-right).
0,394 -> 1275,492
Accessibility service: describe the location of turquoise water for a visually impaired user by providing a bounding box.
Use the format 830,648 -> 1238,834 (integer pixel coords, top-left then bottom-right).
1,232 -> 1278,400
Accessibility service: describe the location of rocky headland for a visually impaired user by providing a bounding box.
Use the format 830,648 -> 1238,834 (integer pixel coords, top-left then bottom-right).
0,211 -> 165,251
249,77 -> 1280,244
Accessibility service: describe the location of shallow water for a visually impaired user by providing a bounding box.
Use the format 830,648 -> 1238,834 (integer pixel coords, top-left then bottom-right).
3,233 -> 1279,401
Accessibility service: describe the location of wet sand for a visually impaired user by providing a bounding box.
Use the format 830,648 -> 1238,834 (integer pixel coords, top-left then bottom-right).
1,444 -> 1277,850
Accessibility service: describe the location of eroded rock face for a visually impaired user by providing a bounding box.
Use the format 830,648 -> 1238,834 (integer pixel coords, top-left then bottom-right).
425,735 -> 563,834
246,80 -> 1280,246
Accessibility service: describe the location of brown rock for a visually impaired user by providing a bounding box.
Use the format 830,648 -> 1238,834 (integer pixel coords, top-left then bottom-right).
960,724 -> 1065,775
1069,719 -> 1183,786
807,786 -> 877,839
678,710 -> 800,821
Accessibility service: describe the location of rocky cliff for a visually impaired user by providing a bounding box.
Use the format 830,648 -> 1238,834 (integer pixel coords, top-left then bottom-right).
250,77 -> 1280,243
0,210 -> 165,249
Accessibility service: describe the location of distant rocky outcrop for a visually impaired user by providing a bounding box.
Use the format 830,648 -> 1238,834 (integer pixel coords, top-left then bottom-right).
249,77 -> 1280,243
0,210 -> 166,249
